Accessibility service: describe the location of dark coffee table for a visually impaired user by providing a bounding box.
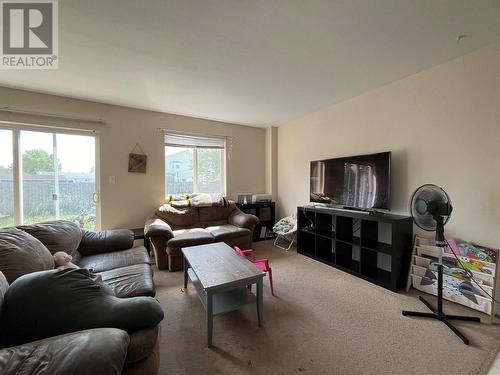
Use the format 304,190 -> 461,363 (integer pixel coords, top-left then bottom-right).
182,242 -> 265,346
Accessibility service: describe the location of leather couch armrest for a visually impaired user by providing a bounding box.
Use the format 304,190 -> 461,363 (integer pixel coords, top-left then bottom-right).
228,209 -> 259,229
144,217 -> 174,241
125,325 -> 160,364
2,269 -> 164,348
77,229 -> 134,256
144,217 -> 173,270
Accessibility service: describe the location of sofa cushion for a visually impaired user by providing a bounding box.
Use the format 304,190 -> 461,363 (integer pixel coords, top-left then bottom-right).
0,328 -> 129,375
1,268 -> 164,347
98,264 -> 155,298
126,325 -> 160,364
18,220 -> 83,258
0,228 -> 55,283
205,224 -> 251,241
156,204 -> 199,229
78,247 -> 151,273
198,203 -> 236,226
168,228 -> 215,248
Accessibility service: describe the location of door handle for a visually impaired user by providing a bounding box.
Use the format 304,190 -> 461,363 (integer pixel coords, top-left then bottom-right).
93,192 -> 99,203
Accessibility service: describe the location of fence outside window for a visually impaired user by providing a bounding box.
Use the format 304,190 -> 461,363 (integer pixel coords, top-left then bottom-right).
0,176 -> 96,228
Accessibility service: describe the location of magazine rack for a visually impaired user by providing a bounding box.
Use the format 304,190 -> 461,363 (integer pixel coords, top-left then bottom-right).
406,236 -> 499,322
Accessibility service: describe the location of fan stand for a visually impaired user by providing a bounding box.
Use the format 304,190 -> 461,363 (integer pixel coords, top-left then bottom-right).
402,216 -> 481,345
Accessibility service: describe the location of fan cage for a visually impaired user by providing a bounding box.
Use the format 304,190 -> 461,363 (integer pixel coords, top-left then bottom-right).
409,184 -> 451,231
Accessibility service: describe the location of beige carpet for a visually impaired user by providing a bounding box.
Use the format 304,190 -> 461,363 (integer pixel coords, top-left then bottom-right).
154,240 -> 500,375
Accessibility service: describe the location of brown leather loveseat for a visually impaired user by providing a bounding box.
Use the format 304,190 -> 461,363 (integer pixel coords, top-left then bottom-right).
145,201 -> 259,271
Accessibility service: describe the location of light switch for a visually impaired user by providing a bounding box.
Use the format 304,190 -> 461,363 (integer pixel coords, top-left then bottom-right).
109,175 -> 116,185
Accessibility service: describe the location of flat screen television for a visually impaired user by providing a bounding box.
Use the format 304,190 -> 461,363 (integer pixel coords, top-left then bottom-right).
310,151 -> 391,210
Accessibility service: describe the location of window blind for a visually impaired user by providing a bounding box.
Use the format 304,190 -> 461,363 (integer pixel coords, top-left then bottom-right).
164,133 -> 225,149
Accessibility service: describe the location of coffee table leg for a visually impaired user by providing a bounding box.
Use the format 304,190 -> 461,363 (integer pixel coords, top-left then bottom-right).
206,292 -> 213,347
183,257 -> 188,289
256,279 -> 263,327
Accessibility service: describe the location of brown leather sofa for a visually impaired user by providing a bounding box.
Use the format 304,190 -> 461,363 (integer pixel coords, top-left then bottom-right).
0,221 -> 162,375
17,220 -> 155,297
145,201 -> 259,271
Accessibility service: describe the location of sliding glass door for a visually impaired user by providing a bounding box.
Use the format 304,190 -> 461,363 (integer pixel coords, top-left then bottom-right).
0,127 -> 98,230
0,129 -> 14,228
20,131 -> 57,224
56,133 -> 96,229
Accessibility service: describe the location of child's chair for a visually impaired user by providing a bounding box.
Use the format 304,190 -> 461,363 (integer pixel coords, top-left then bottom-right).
234,246 -> 275,296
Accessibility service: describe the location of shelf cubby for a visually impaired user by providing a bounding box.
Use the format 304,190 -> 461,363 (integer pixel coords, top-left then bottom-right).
335,241 -> 352,268
297,231 -> 315,256
352,244 -> 361,262
360,248 -> 378,277
363,268 -> 392,286
377,252 -> 392,272
297,206 -> 413,292
361,220 -> 393,255
336,216 -> 354,242
316,213 -> 335,238
316,236 -> 333,263
361,220 -> 378,248
298,208 -> 315,232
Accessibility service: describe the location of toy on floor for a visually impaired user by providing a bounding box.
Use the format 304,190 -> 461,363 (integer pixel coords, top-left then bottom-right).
53,251 -> 79,270
234,246 -> 275,296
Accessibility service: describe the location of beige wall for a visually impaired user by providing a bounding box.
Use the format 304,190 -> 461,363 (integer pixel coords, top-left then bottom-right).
278,43 -> 500,248
0,87 -> 266,229
265,126 -> 278,200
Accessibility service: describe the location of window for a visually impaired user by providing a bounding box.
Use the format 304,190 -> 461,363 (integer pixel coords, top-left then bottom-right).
165,133 -> 225,196
0,126 -> 98,230
0,129 -> 14,228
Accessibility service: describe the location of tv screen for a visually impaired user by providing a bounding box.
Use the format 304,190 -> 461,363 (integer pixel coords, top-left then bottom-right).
310,152 -> 391,210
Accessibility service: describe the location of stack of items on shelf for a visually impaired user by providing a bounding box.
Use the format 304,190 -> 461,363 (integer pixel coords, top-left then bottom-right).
408,236 -> 498,317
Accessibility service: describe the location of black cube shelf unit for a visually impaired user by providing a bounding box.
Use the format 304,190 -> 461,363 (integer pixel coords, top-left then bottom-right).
237,202 -> 276,242
297,206 -> 413,291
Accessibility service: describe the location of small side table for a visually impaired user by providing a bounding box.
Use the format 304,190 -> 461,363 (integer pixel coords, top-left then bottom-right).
130,227 -> 150,252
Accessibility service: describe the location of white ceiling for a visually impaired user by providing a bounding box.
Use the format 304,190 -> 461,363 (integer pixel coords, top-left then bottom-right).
1,0 -> 499,127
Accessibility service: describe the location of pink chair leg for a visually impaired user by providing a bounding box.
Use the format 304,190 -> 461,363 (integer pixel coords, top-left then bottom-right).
267,268 -> 275,296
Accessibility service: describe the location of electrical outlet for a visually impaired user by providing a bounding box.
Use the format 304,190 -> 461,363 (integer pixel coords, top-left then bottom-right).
109,176 -> 116,185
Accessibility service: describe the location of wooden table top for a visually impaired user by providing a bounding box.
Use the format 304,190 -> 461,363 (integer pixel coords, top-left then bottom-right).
182,242 -> 264,291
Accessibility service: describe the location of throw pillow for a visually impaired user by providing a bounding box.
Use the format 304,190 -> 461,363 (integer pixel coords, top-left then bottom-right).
18,220 -> 83,257
0,228 -> 55,283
